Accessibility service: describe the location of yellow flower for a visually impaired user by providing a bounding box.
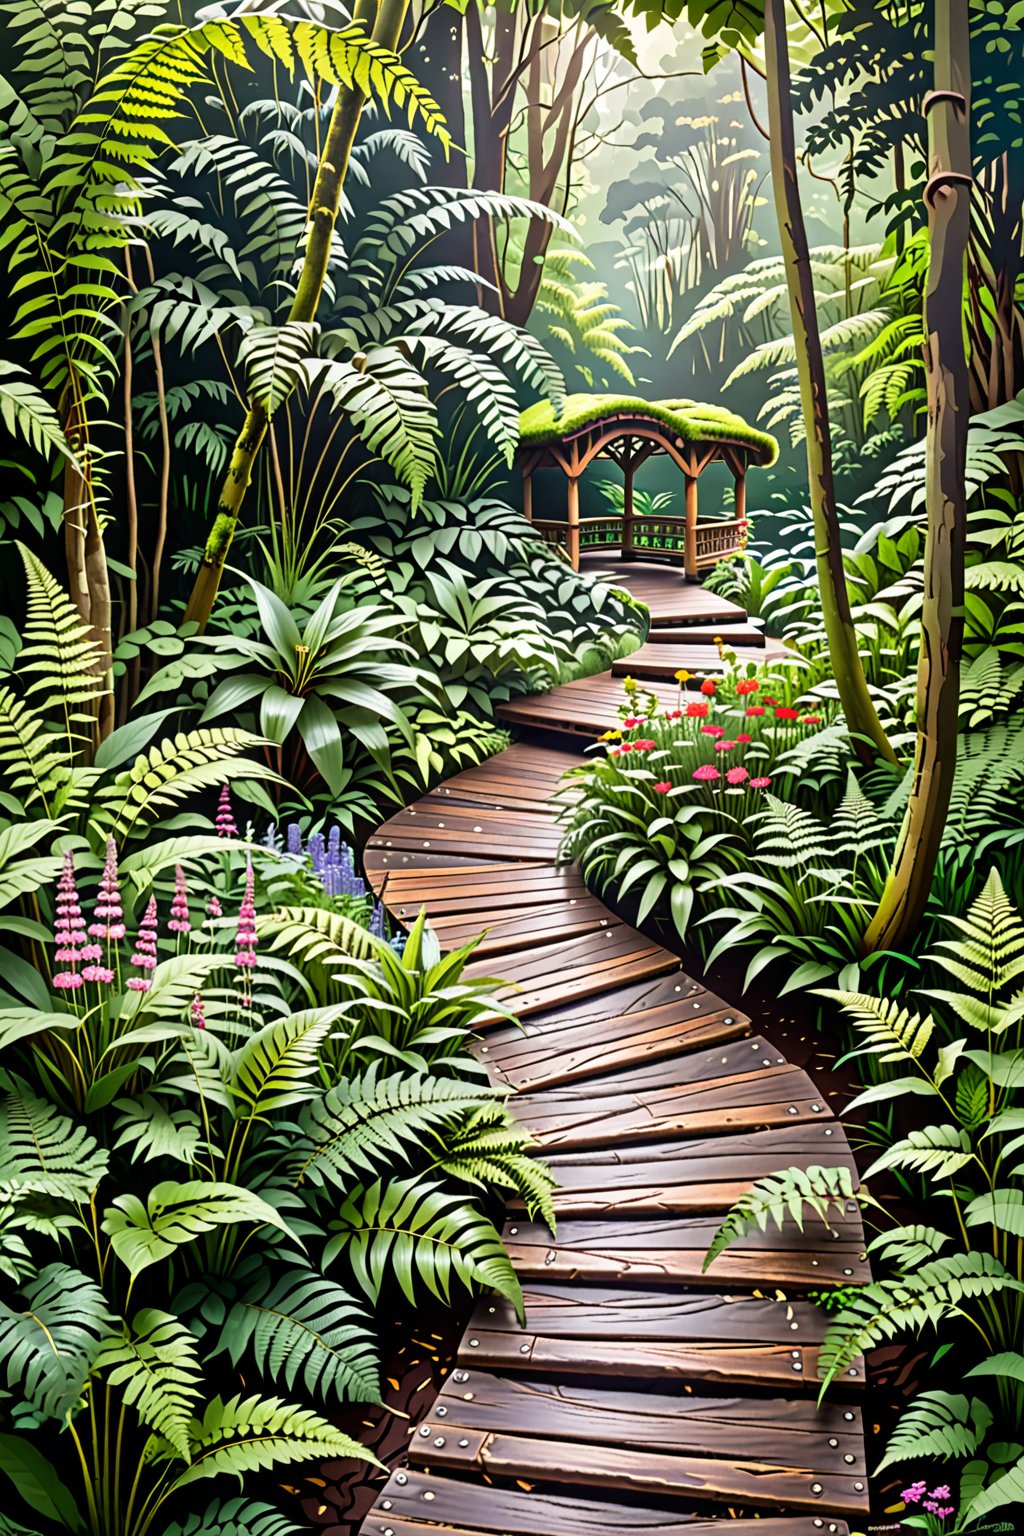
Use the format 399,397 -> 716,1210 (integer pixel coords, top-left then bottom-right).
622,675 -> 638,694
674,669 -> 692,683
599,729 -> 622,741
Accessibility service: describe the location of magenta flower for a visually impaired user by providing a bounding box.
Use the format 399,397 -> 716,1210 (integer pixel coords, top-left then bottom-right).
750,776 -> 772,789
191,992 -> 206,1029
168,865 -> 191,934
128,896 -> 159,991
700,723 -> 724,738
713,739 -> 736,752
902,1481 -> 927,1505
726,766 -> 749,785
88,837 -> 126,941
234,862 -> 258,1006
215,785 -> 238,838
692,765 -> 720,782
206,896 -> 222,920
53,852 -> 86,990
931,1486 -> 951,1501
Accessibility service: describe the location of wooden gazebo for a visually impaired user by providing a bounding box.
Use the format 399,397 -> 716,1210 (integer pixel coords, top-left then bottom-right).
518,394 -> 778,579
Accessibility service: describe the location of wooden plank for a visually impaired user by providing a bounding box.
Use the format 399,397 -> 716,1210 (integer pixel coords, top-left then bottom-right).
460,1287 -> 864,1390
512,1060 -> 830,1148
480,975 -> 751,1090
363,1470 -> 850,1536
408,1427 -> 869,1515
385,865 -> 593,920
533,1124 -> 858,1215
469,927 -> 680,1019
502,1212 -> 871,1294
611,642 -> 770,681
430,899 -> 620,958
643,623 -> 766,646
497,676 -> 692,737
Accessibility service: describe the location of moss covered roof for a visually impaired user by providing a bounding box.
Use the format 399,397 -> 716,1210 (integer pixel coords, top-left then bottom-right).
519,393 -> 778,465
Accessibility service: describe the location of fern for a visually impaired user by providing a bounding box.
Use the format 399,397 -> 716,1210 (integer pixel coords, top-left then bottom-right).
0,1091 -> 108,1202
258,905 -> 378,970
325,1176 -> 523,1319
165,1393 -> 374,1490
866,1224 -> 950,1273
239,321 -> 320,415
95,1309 -> 203,1460
819,1252 -> 1024,1389
864,1125 -> 974,1182
751,793 -> 833,867
161,1498 -> 303,1536
0,366 -> 75,461
220,1269 -> 379,1404
230,1007 -> 349,1121
817,988 -> 934,1065
294,1067 -> 495,1189
0,1263 -> 113,1419
16,541 -> 106,747
432,1103 -> 556,1229
102,1181 -> 293,1279
95,728 -> 276,842
704,1164 -> 857,1270
875,1390 -> 991,1472
930,868 -> 1024,995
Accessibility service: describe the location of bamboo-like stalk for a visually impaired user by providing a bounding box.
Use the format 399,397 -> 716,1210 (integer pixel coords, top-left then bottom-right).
864,0 -> 972,952
763,0 -> 897,767
184,0 -> 403,628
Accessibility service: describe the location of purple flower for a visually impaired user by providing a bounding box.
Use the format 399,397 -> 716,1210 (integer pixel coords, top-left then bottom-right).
191,992 -> 206,1029
368,900 -> 385,940
168,865 -> 191,934
285,822 -> 303,857
307,831 -> 325,877
902,1481 -> 927,1506
215,785 -> 238,839
54,852 -> 86,966
88,838 -> 125,941
234,861 -> 258,976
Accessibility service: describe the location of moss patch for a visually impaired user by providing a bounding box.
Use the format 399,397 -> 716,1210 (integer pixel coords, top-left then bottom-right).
519,393 -> 778,465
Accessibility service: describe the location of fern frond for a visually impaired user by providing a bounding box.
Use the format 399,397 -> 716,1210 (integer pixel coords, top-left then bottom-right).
221,1269 -> 379,1404
166,1392 -> 374,1489
931,868 -> 1024,994
875,1390 -> 990,1472
0,1090 -> 108,1202
16,542 -> 106,747
95,1309 -> 203,1460
95,727 -> 275,843
704,1164 -> 857,1270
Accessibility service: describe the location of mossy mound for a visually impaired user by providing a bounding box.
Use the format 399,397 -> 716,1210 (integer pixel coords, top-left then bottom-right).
519,393 -> 778,464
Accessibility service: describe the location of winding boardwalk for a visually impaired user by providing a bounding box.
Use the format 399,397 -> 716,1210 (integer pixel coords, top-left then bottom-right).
361,559 -> 868,1536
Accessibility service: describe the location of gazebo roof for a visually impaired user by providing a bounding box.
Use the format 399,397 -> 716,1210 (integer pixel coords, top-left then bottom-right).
519,393 -> 778,466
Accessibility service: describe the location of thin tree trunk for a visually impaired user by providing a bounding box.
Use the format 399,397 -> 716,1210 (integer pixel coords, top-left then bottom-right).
143,246 -> 172,627
763,0 -> 896,767
183,0 -> 401,629
864,0 -> 972,952
63,395 -> 115,744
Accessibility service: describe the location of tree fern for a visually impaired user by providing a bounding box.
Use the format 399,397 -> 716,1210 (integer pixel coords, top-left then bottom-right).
294,1067 -> 495,1189
95,1309 -> 203,1460
325,1176 -> 523,1319
704,1164 -> 857,1270
220,1269 -> 379,1404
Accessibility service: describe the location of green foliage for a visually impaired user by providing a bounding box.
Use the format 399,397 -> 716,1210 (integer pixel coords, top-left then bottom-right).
519,390 -> 778,461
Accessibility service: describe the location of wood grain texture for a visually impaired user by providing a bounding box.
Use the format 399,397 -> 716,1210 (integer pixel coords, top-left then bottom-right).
362,563 -> 870,1532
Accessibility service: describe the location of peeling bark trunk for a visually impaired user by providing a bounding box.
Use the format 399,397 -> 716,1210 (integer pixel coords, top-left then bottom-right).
184,0 -> 404,630
864,0 -> 972,953
763,0 -> 896,767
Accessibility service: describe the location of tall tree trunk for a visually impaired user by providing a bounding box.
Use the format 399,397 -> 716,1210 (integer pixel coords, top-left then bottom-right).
183,0 -> 404,629
763,0 -> 896,767
864,0 -> 972,952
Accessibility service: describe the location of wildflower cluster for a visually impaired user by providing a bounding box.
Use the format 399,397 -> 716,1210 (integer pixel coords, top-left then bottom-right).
902,1479 -> 954,1521
284,822 -> 368,901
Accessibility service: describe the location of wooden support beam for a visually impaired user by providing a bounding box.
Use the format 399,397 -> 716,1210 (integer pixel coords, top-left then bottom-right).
684,474 -> 699,581
523,468 -> 534,524
567,475 -> 581,570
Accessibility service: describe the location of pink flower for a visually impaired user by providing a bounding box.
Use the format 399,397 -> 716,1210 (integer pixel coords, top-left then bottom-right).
618,742 -> 634,753
129,896 -> 159,977
902,1482 -> 926,1506
713,739 -> 736,752
126,978 -> 151,992
53,852 -> 86,972
745,706 -> 765,717
191,992 -> 206,1029
700,679 -> 717,697
726,766 -> 749,785
234,862 -> 258,974
736,679 -> 760,695
774,706 -> 800,720
207,896 -> 222,920
81,964 -> 114,984
653,781 -> 672,793
53,971 -> 84,991
633,738 -> 656,751
215,785 -> 239,838
609,746 -> 623,757
168,865 -> 191,934
692,765 -> 720,782
750,776 -> 772,789
685,702 -> 709,718
931,1487 -> 951,1501
700,724 -> 725,738
88,838 -> 125,941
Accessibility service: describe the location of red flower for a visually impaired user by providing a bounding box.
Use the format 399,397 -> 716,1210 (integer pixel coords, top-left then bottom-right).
700,723 -> 725,737
726,766 -> 749,785
745,706 -> 765,717
774,706 -> 800,720
762,696 -> 778,705
622,716 -> 647,729
692,765 -> 720,782
736,679 -> 760,695
685,701 -> 709,718
700,678 -> 718,696
666,708 -> 683,720
633,739 -> 656,751
800,715 -> 822,725
750,776 -> 772,789
653,781 -> 672,794
736,733 -> 752,743
609,746 -> 623,757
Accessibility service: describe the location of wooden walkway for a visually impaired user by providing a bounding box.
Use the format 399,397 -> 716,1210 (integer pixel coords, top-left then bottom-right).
361,562 -> 867,1536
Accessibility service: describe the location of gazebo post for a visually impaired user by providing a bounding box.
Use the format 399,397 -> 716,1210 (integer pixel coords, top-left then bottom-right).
566,474 -> 581,570
733,465 -> 746,527
684,472 -> 699,581
522,467 -> 534,524
622,455 -> 635,558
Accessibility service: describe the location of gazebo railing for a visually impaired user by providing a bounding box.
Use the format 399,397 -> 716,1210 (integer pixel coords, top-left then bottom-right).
530,512 -> 747,571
